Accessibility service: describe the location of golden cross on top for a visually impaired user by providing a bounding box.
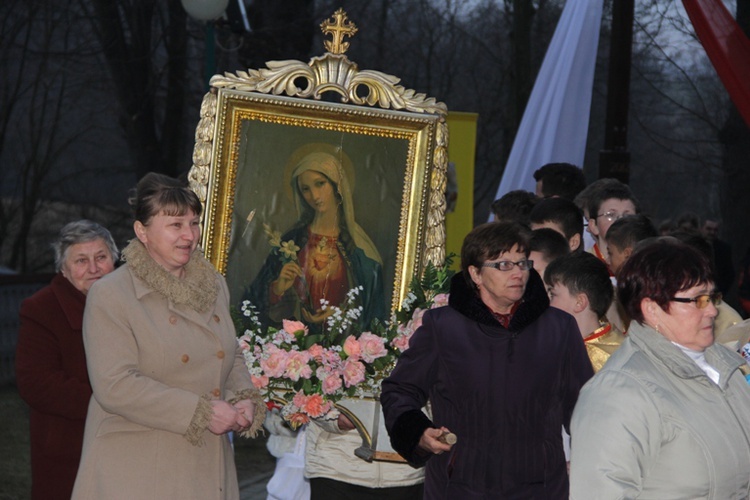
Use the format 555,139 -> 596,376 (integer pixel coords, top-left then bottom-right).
320,9 -> 358,55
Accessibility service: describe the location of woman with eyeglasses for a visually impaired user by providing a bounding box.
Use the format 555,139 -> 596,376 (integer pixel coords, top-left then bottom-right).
381,222 -> 594,498
570,238 -> 750,499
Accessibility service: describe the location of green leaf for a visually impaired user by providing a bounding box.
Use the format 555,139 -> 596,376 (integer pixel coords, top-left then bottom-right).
302,378 -> 313,394
301,333 -> 324,349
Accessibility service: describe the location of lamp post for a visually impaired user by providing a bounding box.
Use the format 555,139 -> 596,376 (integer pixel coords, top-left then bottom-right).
181,0 -> 230,88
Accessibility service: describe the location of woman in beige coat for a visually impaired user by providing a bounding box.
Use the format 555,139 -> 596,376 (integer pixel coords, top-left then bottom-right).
72,173 -> 264,500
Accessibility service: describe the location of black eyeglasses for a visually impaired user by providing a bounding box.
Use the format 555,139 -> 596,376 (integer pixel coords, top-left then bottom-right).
482,260 -> 534,272
670,292 -> 722,309
596,210 -> 631,222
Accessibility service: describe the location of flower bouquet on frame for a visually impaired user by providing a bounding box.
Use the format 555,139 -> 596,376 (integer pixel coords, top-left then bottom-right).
236,257 -> 455,429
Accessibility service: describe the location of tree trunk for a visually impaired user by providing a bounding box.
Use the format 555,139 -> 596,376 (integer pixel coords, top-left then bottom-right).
719,0 -> 750,300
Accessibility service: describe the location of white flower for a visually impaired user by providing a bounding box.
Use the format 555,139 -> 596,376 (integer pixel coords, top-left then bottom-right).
263,223 -> 282,248
401,292 -> 417,310
280,240 -> 300,259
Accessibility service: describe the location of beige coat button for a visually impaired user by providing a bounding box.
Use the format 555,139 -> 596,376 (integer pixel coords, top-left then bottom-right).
213,315 -> 220,323
212,388 -> 221,398
181,354 -> 189,363
216,350 -> 225,359
169,316 -> 177,325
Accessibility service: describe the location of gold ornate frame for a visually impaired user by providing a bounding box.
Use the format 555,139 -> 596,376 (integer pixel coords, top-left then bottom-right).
187,9 -> 448,311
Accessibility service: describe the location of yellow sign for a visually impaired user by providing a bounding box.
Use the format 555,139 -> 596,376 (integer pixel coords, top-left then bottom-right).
445,112 -> 478,269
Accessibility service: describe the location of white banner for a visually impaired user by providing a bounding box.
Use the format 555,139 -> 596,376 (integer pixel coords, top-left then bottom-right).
493,0 -> 604,204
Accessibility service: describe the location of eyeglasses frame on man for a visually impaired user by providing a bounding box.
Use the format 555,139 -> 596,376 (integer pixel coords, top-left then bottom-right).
595,210 -> 630,223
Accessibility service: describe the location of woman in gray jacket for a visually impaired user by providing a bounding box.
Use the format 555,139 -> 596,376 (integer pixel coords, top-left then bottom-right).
570,238 -> 750,499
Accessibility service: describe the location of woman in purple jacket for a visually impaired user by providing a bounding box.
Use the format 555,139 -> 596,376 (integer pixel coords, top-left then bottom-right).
381,222 -> 594,499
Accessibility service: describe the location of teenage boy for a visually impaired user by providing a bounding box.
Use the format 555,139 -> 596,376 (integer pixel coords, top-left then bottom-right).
490,190 -> 537,226
533,163 -> 586,201
604,214 -> 658,277
529,198 -> 584,253
529,228 -> 570,280
545,252 -> 625,372
586,181 -> 639,271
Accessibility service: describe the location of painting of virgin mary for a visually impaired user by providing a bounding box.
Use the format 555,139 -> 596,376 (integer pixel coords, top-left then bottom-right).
243,149 -> 386,333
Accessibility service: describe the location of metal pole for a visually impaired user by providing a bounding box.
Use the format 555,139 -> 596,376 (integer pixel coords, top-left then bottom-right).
599,0 -> 634,183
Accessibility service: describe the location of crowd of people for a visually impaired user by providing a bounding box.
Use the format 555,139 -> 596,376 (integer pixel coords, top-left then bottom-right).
382,162 -> 750,498
14,163 -> 750,499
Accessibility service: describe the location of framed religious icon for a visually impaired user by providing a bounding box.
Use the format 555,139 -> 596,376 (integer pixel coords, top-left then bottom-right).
188,9 -> 448,321
187,9 -> 448,462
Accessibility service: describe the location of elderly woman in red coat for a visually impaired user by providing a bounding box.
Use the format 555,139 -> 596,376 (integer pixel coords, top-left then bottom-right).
15,219 -> 119,500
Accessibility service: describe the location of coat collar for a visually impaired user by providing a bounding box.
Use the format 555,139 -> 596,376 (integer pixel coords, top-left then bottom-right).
51,272 -> 86,330
121,239 -> 219,313
448,268 -> 549,332
628,321 -> 745,388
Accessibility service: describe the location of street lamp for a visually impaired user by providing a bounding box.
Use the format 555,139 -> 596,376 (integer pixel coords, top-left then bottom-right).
181,0 -> 230,88
181,0 -> 229,21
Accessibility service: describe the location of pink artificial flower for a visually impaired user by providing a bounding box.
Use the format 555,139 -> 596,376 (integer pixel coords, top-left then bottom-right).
322,373 -> 343,395
396,323 -> 412,335
285,351 -> 312,381
250,374 -> 269,389
343,335 -> 362,360
358,332 -> 388,363
283,319 -> 308,336
292,390 -> 308,408
307,344 -> 324,362
322,349 -> 343,368
408,308 -> 427,333
301,393 -> 331,418
432,293 -> 449,308
342,359 -> 366,388
260,345 -> 288,378
287,412 -> 310,428
391,334 -> 411,353
238,337 -> 252,351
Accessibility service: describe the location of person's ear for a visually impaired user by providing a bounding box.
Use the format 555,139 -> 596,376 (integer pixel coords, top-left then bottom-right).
133,221 -> 147,244
569,234 -> 582,252
623,247 -> 633,260
641,297 -> 661,324
588,218 -> 600,237
575,293 -> 589,314
468,266 -> 482,288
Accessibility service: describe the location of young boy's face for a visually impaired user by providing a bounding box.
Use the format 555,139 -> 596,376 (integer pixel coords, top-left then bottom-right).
607,243 -> 630,276
589,199 -> 636,241
547,282 -> 579,316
